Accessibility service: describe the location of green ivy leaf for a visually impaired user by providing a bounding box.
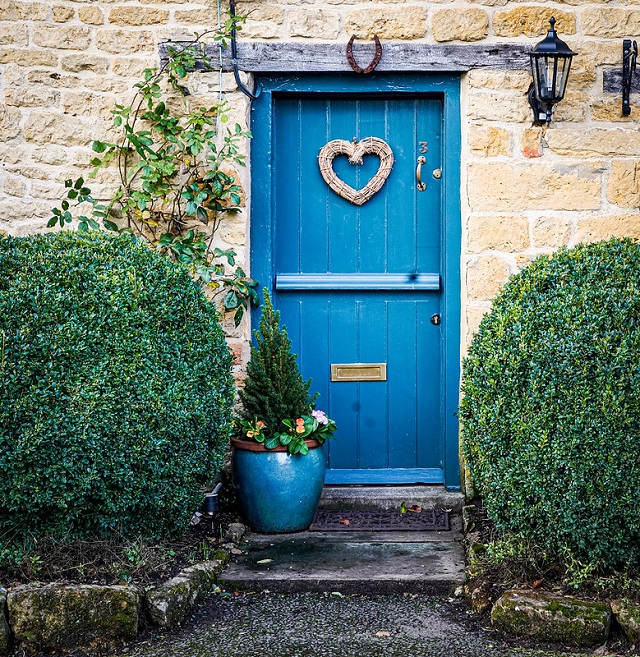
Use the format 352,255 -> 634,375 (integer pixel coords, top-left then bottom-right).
224,290 -> 239,310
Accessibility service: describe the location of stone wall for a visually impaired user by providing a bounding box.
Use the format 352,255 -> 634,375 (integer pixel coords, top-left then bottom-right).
1,0 -> 639,353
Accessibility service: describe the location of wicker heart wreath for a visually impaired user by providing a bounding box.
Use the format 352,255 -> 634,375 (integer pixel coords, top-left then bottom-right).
318,137 -> 394,206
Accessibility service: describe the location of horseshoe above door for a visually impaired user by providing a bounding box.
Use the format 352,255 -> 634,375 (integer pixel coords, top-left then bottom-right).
346,35 -> 382,74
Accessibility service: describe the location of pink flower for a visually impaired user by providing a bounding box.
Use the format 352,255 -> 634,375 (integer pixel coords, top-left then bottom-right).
312,409 -> 329,425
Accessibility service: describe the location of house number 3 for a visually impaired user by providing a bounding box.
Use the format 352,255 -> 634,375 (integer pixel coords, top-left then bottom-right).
418,141 -> 428,154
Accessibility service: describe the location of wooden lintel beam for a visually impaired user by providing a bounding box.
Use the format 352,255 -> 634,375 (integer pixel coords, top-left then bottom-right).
160,42 -> 531,73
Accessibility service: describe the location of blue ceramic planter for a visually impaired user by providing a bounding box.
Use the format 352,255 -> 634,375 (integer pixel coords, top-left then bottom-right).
232,439 -> 327,533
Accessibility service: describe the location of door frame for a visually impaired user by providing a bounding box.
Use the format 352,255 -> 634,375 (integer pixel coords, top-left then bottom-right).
250,73 -> 462,490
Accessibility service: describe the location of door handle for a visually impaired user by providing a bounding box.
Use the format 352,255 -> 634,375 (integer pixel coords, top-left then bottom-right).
416,156 -> 427,192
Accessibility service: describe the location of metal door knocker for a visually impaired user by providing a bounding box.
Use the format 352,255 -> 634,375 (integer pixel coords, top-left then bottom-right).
346,35 -> 382,74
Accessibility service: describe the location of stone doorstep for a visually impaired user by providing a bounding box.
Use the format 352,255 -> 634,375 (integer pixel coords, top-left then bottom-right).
221,486 -> 466,596
319,485 -> 464,513
219,534 -> 466,596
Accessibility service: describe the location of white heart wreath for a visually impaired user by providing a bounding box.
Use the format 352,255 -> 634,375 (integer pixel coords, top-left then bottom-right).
317,137 -> 394,206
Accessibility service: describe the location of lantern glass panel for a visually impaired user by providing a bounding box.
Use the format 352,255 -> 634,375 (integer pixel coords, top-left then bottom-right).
555,55 -> 572,99
531,54 -> 572,103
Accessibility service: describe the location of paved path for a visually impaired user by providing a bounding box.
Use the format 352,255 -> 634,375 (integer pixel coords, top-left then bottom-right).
121,592 -> 587,657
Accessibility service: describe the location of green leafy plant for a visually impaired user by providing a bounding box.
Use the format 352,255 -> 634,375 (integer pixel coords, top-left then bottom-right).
235,291 -> 336,455
48,21 -> 257,326
236,411 -> 337,456
460,238 -> 640,568
469,534 -> 553,587
0,231 -> 234,561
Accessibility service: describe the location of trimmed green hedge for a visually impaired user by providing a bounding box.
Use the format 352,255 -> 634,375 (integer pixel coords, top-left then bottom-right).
0,231 -> 233,544
461,238 -> 640,567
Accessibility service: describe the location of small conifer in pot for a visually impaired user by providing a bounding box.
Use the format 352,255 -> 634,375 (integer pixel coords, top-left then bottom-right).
232,290 -> 336,532
235,290 -> 336,455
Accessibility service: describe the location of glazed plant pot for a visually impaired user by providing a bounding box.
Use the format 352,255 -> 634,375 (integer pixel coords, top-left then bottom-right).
231,438 -> 327,533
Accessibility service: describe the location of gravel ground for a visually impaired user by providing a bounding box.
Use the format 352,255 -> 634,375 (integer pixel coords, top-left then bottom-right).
117,593 -> 592,657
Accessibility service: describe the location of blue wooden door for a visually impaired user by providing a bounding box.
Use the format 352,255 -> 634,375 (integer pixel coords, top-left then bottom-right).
251,76 -> 461,488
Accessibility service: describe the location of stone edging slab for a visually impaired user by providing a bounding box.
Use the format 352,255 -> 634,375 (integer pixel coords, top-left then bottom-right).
462,504 -> 640,648
0,553 -> 228,655
491,589 -> 611,647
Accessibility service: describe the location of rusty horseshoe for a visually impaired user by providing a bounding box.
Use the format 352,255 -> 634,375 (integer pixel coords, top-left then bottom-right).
346,35 -> 382,74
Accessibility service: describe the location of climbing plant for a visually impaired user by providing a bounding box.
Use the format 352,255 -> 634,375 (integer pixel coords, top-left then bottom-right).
49,18 -> 257,325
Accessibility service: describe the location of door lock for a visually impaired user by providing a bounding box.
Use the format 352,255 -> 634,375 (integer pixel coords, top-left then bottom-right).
433,169 -> 442,180
430,313 -> 441,326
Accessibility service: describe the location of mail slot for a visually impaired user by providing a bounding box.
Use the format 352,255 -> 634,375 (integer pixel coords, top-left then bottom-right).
331,363 -> 387,382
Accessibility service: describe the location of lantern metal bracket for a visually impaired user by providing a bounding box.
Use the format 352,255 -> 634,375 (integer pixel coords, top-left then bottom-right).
528,83 -> 552,126
622,39 -> 637,116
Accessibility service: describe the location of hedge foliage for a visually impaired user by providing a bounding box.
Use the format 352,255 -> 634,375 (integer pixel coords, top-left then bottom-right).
460,238 -> 640,567
0,231 -> 234,545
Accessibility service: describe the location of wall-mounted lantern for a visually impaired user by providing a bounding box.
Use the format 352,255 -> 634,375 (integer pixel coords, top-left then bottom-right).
528,17 -> 577,125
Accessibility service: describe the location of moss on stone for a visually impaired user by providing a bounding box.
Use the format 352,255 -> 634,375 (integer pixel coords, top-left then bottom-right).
211,550 -> 230,566
0,588 -> 9,656
145,560 -> 225,628
611,599 -> 640,643
8,584 -> 140,651
491,590 -> 610,647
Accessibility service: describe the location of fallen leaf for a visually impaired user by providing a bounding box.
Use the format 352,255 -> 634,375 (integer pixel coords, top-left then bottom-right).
375,631 -> 391,637
530,578 -> 544,589
256,558 -> 273,564
407,505 -> 422,513
331,591 -> 344,598
230,548 -> 243,555
400,501 -> 407,513
339,518 -> 351,525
